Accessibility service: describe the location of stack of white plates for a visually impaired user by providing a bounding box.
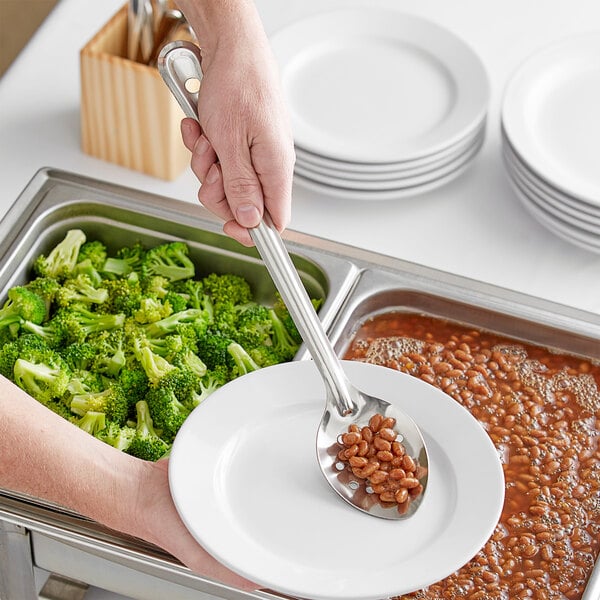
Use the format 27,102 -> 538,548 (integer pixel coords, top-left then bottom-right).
501,32 -> 600,253
270,8 -> 490,201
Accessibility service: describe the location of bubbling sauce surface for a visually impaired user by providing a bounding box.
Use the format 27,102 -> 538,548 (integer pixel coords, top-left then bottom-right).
344,313 -> 600,600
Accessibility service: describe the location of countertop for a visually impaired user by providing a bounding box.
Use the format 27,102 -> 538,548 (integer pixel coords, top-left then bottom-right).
1,1 -> 600,598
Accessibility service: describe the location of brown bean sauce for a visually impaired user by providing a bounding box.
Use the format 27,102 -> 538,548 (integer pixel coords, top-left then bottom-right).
343,312 -> 600,600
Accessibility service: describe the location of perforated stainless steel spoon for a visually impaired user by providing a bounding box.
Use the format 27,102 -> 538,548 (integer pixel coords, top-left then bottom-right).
158,41 -> 429,519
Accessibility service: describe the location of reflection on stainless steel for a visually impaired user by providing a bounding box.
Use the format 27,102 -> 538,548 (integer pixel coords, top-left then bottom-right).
0,168 -> 598,599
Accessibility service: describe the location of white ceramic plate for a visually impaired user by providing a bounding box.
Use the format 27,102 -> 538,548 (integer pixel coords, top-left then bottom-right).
294,119 -> 486,175
294,133 -> 484,191
169,360 -> 504,600
505,156 -> 600,254
503,141 -> 600,229
502,32 -> 600,205
295,126 -> 485,182
270,8 -> 489,163
502,132 -> 600,220
293,139 -> 481,201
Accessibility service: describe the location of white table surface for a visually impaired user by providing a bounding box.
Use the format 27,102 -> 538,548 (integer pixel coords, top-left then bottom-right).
2,1 -> 600,598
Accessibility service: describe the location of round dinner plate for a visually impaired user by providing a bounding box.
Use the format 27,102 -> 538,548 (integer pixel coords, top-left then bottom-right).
503,140 -> 600,228
293,137 -> 481,201
169,360 -> 504,600
294,119 -> 487,176
504,153 -> 600,254
294,133 -> 484,191
270,8 -> 489,163
502,32 -> 600,205
295,126 -> 486,182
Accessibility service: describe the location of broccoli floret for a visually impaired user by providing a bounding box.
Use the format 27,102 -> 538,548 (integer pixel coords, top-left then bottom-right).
143,308 -> 209,338
141,241 -> 195,282
55,274 -> 108,307
187,365 -> 229,409
60,341 -> 97,372
133,296 -> 172,324
126,400 -> 171,461
53,305 -> 125,344
70,380 -> 129,425
268,308 -> 300,361
201,272 -> 253,306
88,329 -> 127,377
196,331 -> 234,371
0,334 -> 52,379
118,367 -> 149,406
164,290 -> 188,313
101,274 -> 143,317
95,420 -> 136,452
0,286 -> 47,330
173,348 -> 207,378
77,240 -> 107,270
234,303 -> 273,348
13,355 -> 71,404
25,277 -> 60,318
102,242 -> 146,277
76,411 -> 107,436
73,259 -> 103,287
249,344 -> 284,368
148,334 -> 184,360
146,385 -> 190,443
135,343 -> 176,385
142,275 -> 171,299
227,341 -> 260,378
20,318 -> 65,348
172,279 -> 213,313
33,229 -> 87,280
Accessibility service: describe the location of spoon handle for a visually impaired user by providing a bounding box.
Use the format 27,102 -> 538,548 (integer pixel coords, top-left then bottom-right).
250,219 -> 356,415
157,40 -> 356,415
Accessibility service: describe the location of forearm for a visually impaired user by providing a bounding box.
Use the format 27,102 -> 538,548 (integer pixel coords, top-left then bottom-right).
0,375 -> 142,535
175,0 -> 269,58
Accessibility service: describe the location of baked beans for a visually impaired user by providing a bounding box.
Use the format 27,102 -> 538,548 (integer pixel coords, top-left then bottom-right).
336,414 -> 425,512
344,313 -> 600,600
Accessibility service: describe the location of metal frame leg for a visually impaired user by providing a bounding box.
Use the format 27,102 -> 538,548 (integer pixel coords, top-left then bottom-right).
39,574 -> 89,600
0,520 -> 37,600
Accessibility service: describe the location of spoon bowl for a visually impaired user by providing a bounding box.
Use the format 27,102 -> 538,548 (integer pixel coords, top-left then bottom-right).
158,41 -> 429,518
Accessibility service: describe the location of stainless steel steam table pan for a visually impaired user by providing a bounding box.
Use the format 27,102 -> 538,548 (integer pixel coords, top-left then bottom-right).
0,168 -> 598,600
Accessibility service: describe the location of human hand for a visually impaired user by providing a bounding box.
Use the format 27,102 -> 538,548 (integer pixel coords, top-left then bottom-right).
178,4 -> 295,247
133,458 -> 257,590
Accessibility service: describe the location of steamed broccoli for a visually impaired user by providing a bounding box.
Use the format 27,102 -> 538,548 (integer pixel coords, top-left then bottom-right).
76,411 -> 107,436
101,274 -> 143,316
3,231 -> 320,461
141,241 -> 195,282
0,286 -> 46,331
95,420 -> 136,452
228,342 -> 260,378
201,272 -> 253,306
53,305 -> 125,344
13,354 -> 71,404
70,381 -> 129,425
146,385 -> 190,443
102,241 -> 146,277
77,240 -> 107,271
33,229 -> 87,280
126,400 -> 171,461
55,274 -> 108,307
